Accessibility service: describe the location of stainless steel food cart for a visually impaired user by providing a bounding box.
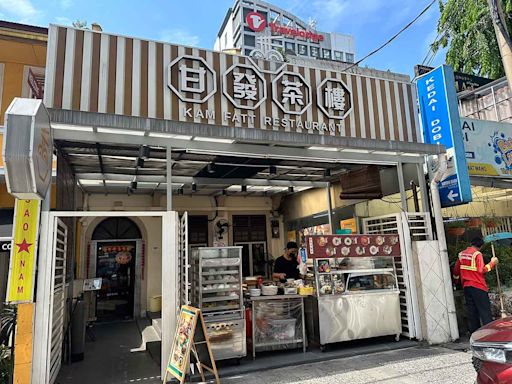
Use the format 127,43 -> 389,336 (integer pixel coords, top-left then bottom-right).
304,234 -> 402,350
190,246 -> 246,360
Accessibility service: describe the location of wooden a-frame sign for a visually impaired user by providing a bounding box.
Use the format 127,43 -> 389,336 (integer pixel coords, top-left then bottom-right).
163,305 -> 220,384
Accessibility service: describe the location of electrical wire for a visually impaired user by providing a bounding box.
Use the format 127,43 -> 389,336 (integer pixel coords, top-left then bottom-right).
344,0 -> 437,73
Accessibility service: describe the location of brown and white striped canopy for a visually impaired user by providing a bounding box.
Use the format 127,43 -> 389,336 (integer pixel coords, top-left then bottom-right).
45,25 -> 421,143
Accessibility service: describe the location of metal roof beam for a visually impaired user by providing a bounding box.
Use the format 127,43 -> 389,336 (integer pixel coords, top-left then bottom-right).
54,129 -> 426,165
76,173 -> 328,188
49,108 -> 443,157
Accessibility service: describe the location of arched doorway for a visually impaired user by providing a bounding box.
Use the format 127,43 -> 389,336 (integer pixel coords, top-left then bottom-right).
92,218 -> 142,322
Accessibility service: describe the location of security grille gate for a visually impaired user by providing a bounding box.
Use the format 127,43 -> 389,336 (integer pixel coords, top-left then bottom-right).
47,218 -> 68,384
363,213 -> 430,340
178,212 -> 190,306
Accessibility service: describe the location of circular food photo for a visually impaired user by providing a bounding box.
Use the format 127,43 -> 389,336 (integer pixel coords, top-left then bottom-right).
332,237 -> 342,246
344,237 -> 353,246
326,246 -> 336,257
360,236 -> 370,246
370,245 -> 379,255
383,245 -> 393,255
355,246 -> 364,256
376,236 -> 385,246
341,246 -> 350,256
318,237 -> 329,247
115,251 -> 132,265
390,236 -> 399,245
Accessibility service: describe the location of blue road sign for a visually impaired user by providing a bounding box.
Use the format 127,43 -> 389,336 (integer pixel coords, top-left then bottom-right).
417,65 -> 472,208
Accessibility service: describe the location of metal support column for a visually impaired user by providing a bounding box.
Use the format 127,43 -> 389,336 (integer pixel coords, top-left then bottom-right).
326,182 -> 334,233
166,146 -> 172,211
397,162 -> 408,212
416,162 -> 430,215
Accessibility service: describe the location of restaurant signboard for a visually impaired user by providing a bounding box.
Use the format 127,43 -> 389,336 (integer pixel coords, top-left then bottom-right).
45,25 -> 420,142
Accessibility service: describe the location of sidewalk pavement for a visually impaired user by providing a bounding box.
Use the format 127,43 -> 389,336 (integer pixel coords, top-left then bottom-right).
221,345 -> 475,384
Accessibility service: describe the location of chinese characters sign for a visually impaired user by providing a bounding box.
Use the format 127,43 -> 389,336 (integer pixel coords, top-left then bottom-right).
6,199 -> 41,303
462,117 -> 512,178
46,25 -> 421,142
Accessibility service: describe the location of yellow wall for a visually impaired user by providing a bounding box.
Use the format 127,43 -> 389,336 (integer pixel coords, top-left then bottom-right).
0,29 -> 47,210
0,38 -> 46,125
0,183 -> 56,209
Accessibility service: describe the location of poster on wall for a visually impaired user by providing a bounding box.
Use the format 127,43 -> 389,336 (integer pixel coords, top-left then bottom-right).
339,218 -> 357,234
95,241 -> 136,320
462,118 -> 512,178
298,224 -> 331,246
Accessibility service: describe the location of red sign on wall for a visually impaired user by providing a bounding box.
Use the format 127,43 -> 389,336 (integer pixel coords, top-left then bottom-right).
305,234 -> 401,259
245,11 -> 266,32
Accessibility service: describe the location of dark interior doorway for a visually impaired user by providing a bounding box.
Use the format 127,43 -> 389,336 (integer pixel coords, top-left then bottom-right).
92,218 -> 142,322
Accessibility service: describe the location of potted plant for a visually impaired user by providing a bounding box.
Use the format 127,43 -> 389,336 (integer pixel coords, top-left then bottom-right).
446,220 -> 467,236
467,217 -> 482,228
484,217 -> 503,229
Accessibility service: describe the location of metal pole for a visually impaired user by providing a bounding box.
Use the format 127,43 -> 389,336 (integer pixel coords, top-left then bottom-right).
491,243 -> 507,318
166,146 -> 172,211
397,162 -> 408,212
410,181 -> 420,213
326,182 -> 334,234
416,163 -> 430,215
431,154 -> 459,340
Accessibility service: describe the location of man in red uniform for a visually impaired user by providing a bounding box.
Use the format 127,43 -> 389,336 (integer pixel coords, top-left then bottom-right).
453,237 -> 499,333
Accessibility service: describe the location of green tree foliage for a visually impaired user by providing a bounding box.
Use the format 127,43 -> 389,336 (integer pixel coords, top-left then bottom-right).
433,0 -> 512,79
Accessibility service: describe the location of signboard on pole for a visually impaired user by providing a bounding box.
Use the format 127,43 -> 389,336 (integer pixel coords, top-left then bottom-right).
417,65 -> 472,207
461,117 -> 512,177
6,199 -> 41,303
414,64 -> 492,93
3,98 -> 53,200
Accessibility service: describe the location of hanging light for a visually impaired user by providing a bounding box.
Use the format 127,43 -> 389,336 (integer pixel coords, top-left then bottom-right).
130,181 -> 138,190
136,158 -> 145,167
288,186 -> 294,193
178,187 -> 184,195
207,163 -> 215,174
324,169 -> 331,177
241,185 -> 247,192
269,165 -> 277,176
192,183 -> 197,192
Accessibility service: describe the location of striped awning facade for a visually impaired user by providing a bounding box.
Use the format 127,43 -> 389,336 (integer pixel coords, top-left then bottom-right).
44,25 -> 421,143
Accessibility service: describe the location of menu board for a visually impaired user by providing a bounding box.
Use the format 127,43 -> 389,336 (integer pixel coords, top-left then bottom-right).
306,235 -> 401,258
167,306 -> 199,382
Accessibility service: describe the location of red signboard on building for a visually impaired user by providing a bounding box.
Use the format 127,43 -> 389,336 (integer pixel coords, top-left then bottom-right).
305,234 -> 401,258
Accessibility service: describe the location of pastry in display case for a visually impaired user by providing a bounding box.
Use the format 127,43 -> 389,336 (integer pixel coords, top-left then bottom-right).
190,247 -> 246,360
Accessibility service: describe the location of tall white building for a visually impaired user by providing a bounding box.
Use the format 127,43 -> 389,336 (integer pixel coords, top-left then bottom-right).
214,0 -> 355,63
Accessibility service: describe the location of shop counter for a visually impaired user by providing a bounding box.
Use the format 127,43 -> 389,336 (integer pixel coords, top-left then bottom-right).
250,294 -> 306,358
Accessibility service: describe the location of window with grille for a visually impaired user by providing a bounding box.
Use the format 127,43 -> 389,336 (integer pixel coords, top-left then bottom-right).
233,215 -> 267,242
188,215 -> 209,245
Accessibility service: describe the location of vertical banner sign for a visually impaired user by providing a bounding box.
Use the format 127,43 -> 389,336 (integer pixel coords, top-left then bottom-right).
417,65 -> 472,207
6,199 -> 41,303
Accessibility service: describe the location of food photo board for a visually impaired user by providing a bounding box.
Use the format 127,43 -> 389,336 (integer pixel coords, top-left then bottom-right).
163,305 -> 220,384
305,234 -> 401,259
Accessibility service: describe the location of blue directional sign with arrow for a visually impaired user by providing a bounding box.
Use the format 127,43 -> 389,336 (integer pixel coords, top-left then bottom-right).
417,65 -> 472,208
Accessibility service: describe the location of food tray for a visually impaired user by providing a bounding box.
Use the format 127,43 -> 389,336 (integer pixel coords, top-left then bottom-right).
202,258 -> 240,267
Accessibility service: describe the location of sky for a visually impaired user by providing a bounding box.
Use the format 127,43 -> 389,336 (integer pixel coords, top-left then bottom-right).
0,0 -> 446,78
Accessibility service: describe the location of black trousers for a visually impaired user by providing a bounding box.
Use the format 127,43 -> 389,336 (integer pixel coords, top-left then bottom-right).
464,286 -> 493,333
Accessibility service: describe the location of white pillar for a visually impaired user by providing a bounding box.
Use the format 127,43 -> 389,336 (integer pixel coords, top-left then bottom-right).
431,154 -> 459,341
